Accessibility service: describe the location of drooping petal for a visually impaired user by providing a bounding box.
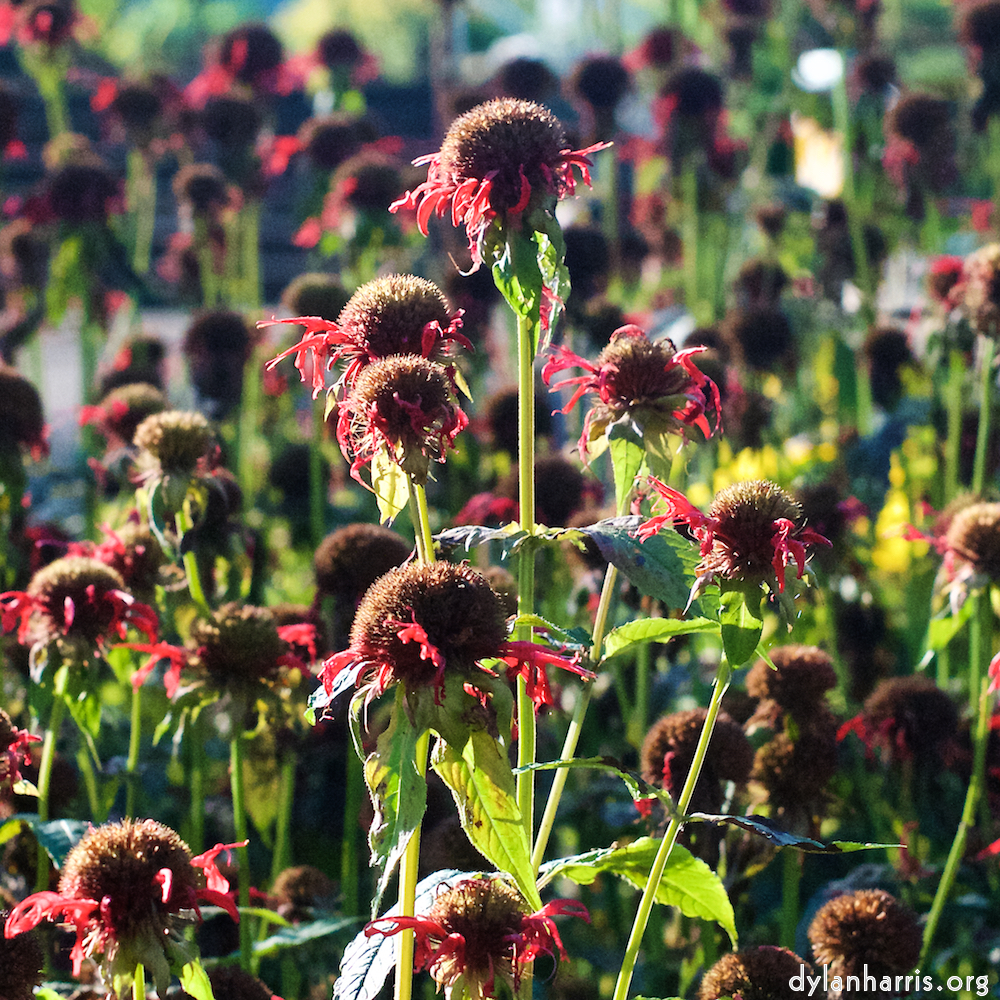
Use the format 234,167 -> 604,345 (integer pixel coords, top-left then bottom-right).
191,840 -> 248,894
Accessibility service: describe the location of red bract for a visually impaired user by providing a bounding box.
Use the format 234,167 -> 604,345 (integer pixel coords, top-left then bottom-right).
0,711 -> 40,796
637,478 -> 830,601
389,98 -> 610,271
542,324 -> 721,459
365,878 -> 589,1000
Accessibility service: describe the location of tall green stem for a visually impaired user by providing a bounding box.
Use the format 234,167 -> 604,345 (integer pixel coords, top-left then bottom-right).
407,480 -> 436,566
127,149 -> 156,276
515,311 -> 538,837
125,682 -> 142,818
230,734 -> 252,971
310,407 -> 326,549
395,730 -> 430,1000
780,846 -> 802,949
271,752 -> 296,881
35,666 -> 68,891
944,349 -> 965,504
175,503 -> 211,612
188,712 -> 206,854
973,335 -> 996,496
612,657 -> 734,1000
341,753 -> 363,916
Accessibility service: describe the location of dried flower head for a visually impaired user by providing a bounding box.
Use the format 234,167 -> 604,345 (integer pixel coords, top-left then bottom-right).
808,889 -> 922,985
0,555 -> 157,649
366,877 -> 588,1000
272,864 -> 336,921
0,908 -> 44,1000
281,272 -> 351,320
699,946 -> 812,1000
47,161 -> 119,225
263,274 -> 469,400
733,259 -> 789,310
76,519 -> 167,602
953,243 -> 1000,333
172,163 -> 230,216
297,114 -> 373,172
5,820 -> 241,995
80,382 -> 167,449
751,713 -> 838,815
0,361 -> 46,459
944,500 -> 1000,580
205,965 -> 276,1000
320,561 -> 590,710
390,98 -> 608,270
133,409 -> 214,477
313,523 -> 412,601
641,707 -> 754,809
336,354 -> 468,486
571,56 -> 631,111
638,479 -> 831,600
746,645 -> 837,718
220,22 -> 283,85
722,306 -> 794,373
543,324 -> 720,459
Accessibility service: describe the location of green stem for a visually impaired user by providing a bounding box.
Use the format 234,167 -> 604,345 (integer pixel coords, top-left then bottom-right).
175,502 -> 211,612
230,734 -> 253,971
35,666 -> 68,892
633,640 -> 652,750
241,200 -> 261,309
945,349 -> 965,504
612,657 -> 734,1000
681,167 -> 699,319
133,962 -> 145,1000
973,335 -> 996,496
310,406 -> 326,549
780,846 -> 802,949
127,149 -> 156,276
340,752 -> 363,916
76,747 -> 102,822
395,730 -> 430,1000
515,310 -> 538,838
271,752 -> 296,882
188,712 -> 206,854
125,681 -> 142,818
407,479 -> 436,566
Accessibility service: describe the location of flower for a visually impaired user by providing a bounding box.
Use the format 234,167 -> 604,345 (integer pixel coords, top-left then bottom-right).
389,98 -> 610,271
336,355 -> 469,487
542,323 -> 720,459
952,243 -> 1000,334
807,889 -> 922,989
0,709 -> 40,798
79,382 -> 167,451
637,478 -> 831,601
365,877 -> 589,1000
0,555 -> 158,650
262,274 -> 470,400
3,819 -> 243,995
319,561 -> 592,710
699,946 -> 812,1000
927,255 -> 965,304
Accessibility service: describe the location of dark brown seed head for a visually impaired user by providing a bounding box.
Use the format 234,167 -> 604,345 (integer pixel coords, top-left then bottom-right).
808,889 -> 922,980
751,711 -> 838,813
201,94 -> 261,149
699,946 -> 812,1000
100,520 -> 166,600
27,556 -> 126,644
47,162 -> 118,224
723,306 -> 794,372
351,562 -> 508,687
0,362 -> 45,456
272,864 -> 336,921
0,908 -> 45,1000
281,272 -> 351,321
334,152 -> 406,213
594,327 -> 696,414
945,501 -> 1000,579
855,53 -> 897,94
172,163 -> 230,214
338,275 -> 453,359
220,22 -> 283,82
746,645 -> 837,716
661,67 -> 724,118
133,410 -> 214,475
755,202 -> 788,239
571,56 -> 631,110
95,382 -> 167,444
438,98 -> 568,213
885,94 -> 951,151
961,0 -> 1000,51
189,603 -> 287,686
297,113 -> 374,172
207,965 -> 275,1000
183,310 -> 252,358
316,28 -> 365,69
59,819 -> 199,939
313,523 -> 412,600
862,676 -> 959,760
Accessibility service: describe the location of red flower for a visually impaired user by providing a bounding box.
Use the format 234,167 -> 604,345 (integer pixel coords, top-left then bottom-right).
4,819 -> 243,990
637,478 -> 830,602
389,98 -> 610,271
366,877 -> 589,1000
542,324 -> 721,459
0,710 -> 40,797
260,274 -> 470,400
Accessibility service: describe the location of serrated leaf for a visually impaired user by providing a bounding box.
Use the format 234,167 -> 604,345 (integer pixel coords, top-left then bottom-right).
254,915 -> 359,957
575,517 -> 701,612
541,837 -> 736,946
334,871 -> 475,1000
608,419 -> 646,512
718,585 -> 763,667
365,690 -> 428,914
432,729 -> 541,910
687,812 -> 901,854
602,617 -> 719,662
371,447 -> 409,526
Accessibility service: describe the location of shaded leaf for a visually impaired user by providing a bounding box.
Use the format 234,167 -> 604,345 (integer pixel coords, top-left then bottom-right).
254,915 -> 359,957
541,837 -> 736,946
432,729 -> 541,909
926,599 -> 975,654
0,815 -> 90,866
434,523 -> 526,555
334,871 -> 475,1000
602,617 -> 719,662
687,812 -> 900,853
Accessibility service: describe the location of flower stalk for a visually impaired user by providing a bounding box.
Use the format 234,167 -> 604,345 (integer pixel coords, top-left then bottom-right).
35,666 -> 68,892
973,335 -> 996,496
229,733 -> 253,971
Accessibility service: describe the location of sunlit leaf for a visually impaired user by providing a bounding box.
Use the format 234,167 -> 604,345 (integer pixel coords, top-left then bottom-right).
254,915 -> 359,957
602,617 -> 719,662
608,418 -> 646,512
718,585 -> 763,667
371,447 -> 409,526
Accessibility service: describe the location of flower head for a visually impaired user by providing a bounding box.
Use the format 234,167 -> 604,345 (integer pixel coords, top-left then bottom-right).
390,98 -> 609,270
132,409 -> 215,478
79,382 -> 167,450
637,478 -> 831,601
543,324 -> 720,459
745,645 -> 838,721
336,355 -> 468,487
0,555 -> 158,650
320,561 -> 592,710
699,946 -> 811,1000
313,523 -> 412,602
0,709 -> 40,799
0,361 -> 47,459
262,274 -> 470,400
366,877 -> 589,1000
952,243 -> 1000,334
3,819 -> 243,994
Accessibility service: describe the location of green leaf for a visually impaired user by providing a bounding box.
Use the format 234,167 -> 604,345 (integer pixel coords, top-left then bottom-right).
718,585 -> 763,667
370,447 -> 409,526
608,419 -> 646,512
491,226 -> 543,329
542,837 -> 737,946
510,613 -> 592,648
602,617 -> 720,662
687,812 -> 901,854
534,217 -> 570,350
364,690 -> 428,914
178,958 -> 215,1000
925,598 -> 975,653
33,990 -> 63,1000
254,915 -> 359,957
432,729 -> 541,910
435,523 -> 525,554
0,815 -> 90,866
